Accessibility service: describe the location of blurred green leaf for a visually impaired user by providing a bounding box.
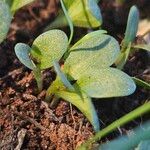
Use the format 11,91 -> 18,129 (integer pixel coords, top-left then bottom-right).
46,0 -> 102,29
31,30 -> 68,69
15,43 -> 36,70
0,1 -> 12,43
68,0 -> 102,28
99,122 -> 150,150
133,44 -> 150,52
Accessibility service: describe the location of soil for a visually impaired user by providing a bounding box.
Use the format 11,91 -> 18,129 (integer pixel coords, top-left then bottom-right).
0,0 -> 150,150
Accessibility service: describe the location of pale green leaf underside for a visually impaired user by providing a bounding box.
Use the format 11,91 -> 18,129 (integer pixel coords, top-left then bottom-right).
31,30 -> 68,69
11,0 -> 35,12
15,43 -> 36,70
68,0 -> 102,28
74,68 -> 136,98
54,90 -> 100,131
133,44 -> 150,52
64,32 -> 120,75
0,1 -> 12,43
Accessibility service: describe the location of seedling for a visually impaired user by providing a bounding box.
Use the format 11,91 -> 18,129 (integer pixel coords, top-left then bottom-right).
15,29 -> 68,91
46,29 -> 136,131
116,5 -> 150,69
0,0 -> 35,43
45,0 -> 102,30
15,0 -> 136,131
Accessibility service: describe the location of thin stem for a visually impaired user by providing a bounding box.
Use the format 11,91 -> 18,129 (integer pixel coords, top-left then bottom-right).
33,67 -> 43,92
60,0 -> 74,44
79,102 -> 150,149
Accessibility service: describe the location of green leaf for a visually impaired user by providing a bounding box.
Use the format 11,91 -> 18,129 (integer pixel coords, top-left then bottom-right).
136,140 -> 150,150
133,44 -> 150,52
31,30 -> 68,70
74,68 -> 136,98
0,1 -> 12,43
15,43 -> 36,70
11,0 -> 35,13
55,89 -> 100,132
99,122 -> 150,150
68,0 -> 102,28
64,31 -> 120,75
123,5 -> 139,48
133,77 -> 150,90
60,0 -> 74,44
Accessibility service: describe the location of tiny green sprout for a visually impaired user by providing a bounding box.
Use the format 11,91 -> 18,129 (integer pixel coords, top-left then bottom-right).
115,5 -> 150,70
15,29 -> 68,91
46,30 -> 136,131
115,5 -> 139,69
45,0 -> 102,30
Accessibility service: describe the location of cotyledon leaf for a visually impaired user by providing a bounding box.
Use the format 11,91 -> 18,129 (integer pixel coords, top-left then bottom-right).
73,67 -> 136,98
31,30 -> 68,70
54,90 -> 100,132
64,31 -> 120,75
0,1 -> 12,43
123,6 -> 139,48
15,43 -> 36,70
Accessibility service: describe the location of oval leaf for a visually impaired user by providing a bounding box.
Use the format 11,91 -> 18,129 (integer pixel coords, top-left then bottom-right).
123,6 -> 139,48
64,31 -> 120,76
74,68 -> 136,98
15,43 -> 36,70
0,1 -> 12,43
31,30 -> 68,69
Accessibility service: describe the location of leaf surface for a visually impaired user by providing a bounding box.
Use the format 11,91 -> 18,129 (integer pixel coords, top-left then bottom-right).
31,30 -> 68,69
74,68 -> 136,98
64,31 -> 120,75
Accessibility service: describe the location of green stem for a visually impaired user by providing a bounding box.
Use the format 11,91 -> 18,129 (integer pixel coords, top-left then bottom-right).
79,102 -> 150,149
33,67 -> 43,92
60,0 -> 74,44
